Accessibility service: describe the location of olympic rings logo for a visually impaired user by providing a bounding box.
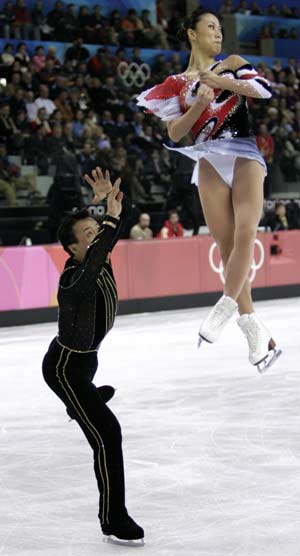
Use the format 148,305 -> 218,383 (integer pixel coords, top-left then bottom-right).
209,239 -> 265,284
117,62 -> 151,88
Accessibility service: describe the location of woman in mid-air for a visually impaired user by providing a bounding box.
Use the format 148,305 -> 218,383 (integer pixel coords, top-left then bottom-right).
137,7 -> 281,372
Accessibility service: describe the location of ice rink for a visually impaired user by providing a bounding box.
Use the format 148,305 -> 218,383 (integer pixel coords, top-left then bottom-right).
1,297 -> 300,556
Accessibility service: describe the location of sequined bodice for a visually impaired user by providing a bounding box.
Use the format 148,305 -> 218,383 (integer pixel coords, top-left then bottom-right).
173,71 -> 252,143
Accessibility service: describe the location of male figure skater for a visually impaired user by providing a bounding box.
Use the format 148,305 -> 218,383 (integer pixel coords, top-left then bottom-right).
42,167 -> 144,546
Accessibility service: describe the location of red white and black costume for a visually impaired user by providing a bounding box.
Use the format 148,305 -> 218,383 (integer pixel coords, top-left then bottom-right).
137,61 -> 272,187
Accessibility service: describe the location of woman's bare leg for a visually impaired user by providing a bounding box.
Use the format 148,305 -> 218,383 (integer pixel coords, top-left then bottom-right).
198,158 -> 255,314
224,159 -> 264,303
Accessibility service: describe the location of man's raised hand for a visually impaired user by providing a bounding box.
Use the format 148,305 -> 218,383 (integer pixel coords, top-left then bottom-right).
84,166 -> 113,204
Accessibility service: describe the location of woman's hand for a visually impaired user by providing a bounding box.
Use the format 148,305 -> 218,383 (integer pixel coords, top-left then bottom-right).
106,178 -> 123,218
195,83 -> 215,108
84,166 -> 113,204
199,71 -> 224,89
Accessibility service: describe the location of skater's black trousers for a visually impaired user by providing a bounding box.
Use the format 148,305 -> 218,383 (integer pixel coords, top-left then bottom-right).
42,338 -> 126,527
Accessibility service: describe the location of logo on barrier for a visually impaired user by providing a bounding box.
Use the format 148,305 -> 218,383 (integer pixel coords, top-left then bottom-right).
117,62 -> 151,88
209,239 -> 265,284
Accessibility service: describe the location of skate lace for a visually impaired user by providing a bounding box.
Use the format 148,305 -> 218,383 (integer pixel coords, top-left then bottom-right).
245,320 -> 261,352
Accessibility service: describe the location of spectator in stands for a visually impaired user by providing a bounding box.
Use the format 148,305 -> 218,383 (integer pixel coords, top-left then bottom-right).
46,45 -> 61,70
156,0 -> 168,33
265,201 -> 300,231
0,142 -> 37,205
157,210 -> 184,239
21,69 -> 36,93
24,90 -> 36,121
65,37 -> 90,65
32,45 -> 46,72
14,42 -> 30,70
39,58 -> 57,87
32,106 -> 51,134
77,5 -> 93,43
140,9 -> 169,49
250,2 -> 263,16
64,3 -> 79,42
279,4 -> 294,18
256,123 -> 275,164
31,0 -> 45,41
267,3 -> 279,16
236,1 -> 249,15
13,0 -> 34,40
33,84 -> 56,118
120,8 -> 143,46
218,0 -> 234,17
46,0 -> 65,41
94,125 -> 112,151
46,123 -> 65,161
9,86 -> 25,117
62,121 -> 76,152
0,1 -> 15,39
115,112 -> 131,139
72,109 -> 85,139
77,141 -> 96,176
54,88 -> 73,121
0,102 -> 22,151
24,124 -> 49,174
130,213 -> 153,240
0,43 -> 14,66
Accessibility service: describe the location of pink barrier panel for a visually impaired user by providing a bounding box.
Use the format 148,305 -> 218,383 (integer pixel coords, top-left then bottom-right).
126,237 -> 201,298
0,231 -> 299,312
266,231 -> 300,286
110,241 -> 130,301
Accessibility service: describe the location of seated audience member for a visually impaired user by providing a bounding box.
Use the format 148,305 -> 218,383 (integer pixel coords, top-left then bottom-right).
33,84 -> 56,119
0,142 -> 37,205
272,202 -> 294,230
130,213 -> 153,240
157,210 -> 183,239
32,45 -> 46,72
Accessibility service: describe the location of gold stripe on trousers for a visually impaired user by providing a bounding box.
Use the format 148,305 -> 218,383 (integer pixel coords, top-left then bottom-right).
55,346 -> 111,524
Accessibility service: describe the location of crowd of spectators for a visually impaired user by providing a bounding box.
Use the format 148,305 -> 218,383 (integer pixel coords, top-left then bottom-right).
0,1 -> 171,48
251,57 -> 300,192
0,39 -> 197,230
218,0 -> 299,19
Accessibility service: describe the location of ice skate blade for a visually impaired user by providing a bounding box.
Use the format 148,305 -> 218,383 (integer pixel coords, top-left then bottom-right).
197,334 -> 212,349
256,348 -> 282,374
103,535 -> 145,547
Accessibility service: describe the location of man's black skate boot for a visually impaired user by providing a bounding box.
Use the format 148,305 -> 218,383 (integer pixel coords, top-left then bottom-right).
102,514 -> 144,547
66,385 -> 115,420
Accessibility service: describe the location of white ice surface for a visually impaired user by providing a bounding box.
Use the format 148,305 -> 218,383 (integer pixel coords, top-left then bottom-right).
0,298 -> 299,556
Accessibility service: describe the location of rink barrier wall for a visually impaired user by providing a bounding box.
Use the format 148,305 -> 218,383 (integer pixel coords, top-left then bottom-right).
1,284 -> 300,327
0,231 -> 300,326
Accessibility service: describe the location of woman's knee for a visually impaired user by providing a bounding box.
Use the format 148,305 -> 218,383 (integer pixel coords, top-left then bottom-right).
234,224 -> 257,246
216,237 -> 234,263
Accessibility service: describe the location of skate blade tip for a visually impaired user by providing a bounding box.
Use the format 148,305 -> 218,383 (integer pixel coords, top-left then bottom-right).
197,334 -> 213,349
103,535 -> 145,547
256,348 -> 282,374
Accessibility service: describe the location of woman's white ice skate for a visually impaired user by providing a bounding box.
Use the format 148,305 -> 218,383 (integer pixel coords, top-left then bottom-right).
237,313 -> 282,373
198,295 -> 238,347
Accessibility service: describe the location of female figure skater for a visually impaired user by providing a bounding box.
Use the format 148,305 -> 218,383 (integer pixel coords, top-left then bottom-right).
137,8 -> 281,372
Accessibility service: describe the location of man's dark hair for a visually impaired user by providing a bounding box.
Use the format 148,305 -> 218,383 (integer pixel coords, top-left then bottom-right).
57,209 -> 91,254
177,7 -> 219,48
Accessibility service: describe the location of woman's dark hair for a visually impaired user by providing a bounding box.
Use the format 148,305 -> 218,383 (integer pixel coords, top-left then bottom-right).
177,7 -> 219,48
58,209 -> 91,254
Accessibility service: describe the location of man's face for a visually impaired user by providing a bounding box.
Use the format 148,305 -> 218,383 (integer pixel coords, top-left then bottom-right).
69,217 -> 100,262
169,213 -> 179,225
139,214 -> 150,229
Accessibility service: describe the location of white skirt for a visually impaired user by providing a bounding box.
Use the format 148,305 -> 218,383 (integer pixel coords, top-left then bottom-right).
166,137 -> 267,187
